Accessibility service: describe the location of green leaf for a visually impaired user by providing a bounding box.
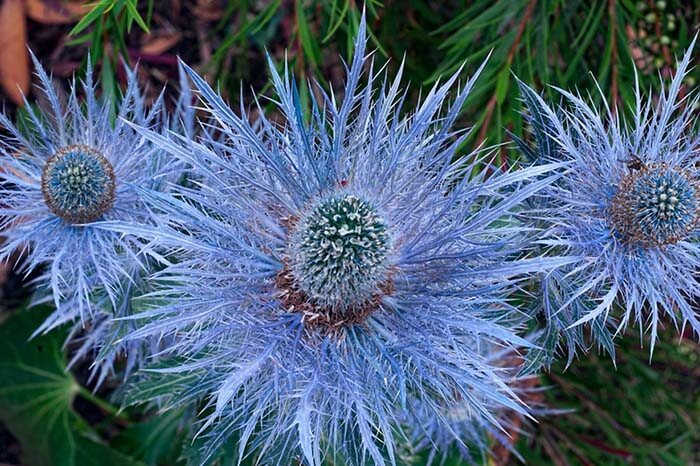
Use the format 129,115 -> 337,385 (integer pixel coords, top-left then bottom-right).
69,0 -> 111,37
322,0 -> 349,43
210,0 -> 281,68
124,0 -> 150,33
100,55 -> 118,120
0,307 -> 145,466
295,0 -> 322,67
122,365 -> 202,410
111,409 -> 187,466
495,68 -> 510,105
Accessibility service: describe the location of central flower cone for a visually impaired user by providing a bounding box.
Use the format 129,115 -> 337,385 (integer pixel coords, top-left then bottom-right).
41,144 -> 116,224
611,163 -> 699,247
290,194 -> 391,314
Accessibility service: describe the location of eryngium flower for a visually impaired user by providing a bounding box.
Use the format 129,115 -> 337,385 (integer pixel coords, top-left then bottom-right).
65,66 -> 196,387
518,41 -> 700,356
0,56 -> 174,334
108,20 -> 566,465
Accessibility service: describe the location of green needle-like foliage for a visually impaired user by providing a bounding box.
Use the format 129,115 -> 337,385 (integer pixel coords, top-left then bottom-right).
63,1 -> 700,166
515,329 -> 700,466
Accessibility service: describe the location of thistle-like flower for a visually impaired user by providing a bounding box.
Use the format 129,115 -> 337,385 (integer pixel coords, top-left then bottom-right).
0,56 -> 175,336
517,40 -> 700,358
106,19 -> 566,465
65,67 -> 196,386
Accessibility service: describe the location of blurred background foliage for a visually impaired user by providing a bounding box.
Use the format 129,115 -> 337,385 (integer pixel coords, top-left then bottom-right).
0,0 -> 699,465
14,0 -> 700,162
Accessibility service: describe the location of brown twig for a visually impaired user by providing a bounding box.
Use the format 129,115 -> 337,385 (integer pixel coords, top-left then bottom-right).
542,423 -> 596,466
490,374 -> 542,465
490,352 -> 546,466
579,435 -> 634,460
476,0 -> 538,151
540,426 -> 575,466
609,0 -> 619,110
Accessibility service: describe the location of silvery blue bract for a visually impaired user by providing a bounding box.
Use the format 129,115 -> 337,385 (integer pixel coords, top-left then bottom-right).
101,18 -> 569,465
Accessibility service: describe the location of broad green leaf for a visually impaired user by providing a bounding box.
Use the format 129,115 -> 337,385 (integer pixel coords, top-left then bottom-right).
0,307 -> 145,466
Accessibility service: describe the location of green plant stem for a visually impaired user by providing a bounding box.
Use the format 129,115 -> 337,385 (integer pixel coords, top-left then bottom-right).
78,386 -> 131,423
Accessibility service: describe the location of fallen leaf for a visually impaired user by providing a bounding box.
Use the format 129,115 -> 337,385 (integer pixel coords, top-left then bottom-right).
26,0 -> 89,25
0,0 -> 29,105
141,32 -> 182,55
193,0 -> 224,21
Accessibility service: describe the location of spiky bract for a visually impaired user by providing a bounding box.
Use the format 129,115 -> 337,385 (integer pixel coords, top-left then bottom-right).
101,20 -> 566,466
518,40 -> 700,359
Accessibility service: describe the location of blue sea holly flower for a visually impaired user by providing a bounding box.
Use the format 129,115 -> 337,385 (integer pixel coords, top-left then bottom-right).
64,67 -> 196,387
517,40 -> 700,357
0,55 -> 174,334
107,19 -> 568,465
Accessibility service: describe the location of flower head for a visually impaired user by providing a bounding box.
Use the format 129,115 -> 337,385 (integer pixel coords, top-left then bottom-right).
64,65 -> 196,386
288,193 -> 391,313
109,19 -> 564,465
518,39 -> 700,358
0,55 -> 176,334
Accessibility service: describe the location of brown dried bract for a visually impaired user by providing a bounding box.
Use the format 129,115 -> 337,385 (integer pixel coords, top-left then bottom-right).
0,0 -> 29,106
275,260 -> 393,338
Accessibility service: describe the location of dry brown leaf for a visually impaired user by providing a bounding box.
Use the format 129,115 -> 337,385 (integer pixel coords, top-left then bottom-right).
26,0 -> 89,25
0,0 -> 29,105
193,0 -> 224,21
141,32 -> 182,55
